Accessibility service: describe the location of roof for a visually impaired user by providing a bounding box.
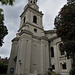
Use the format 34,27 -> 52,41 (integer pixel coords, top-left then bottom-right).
44,30 -> 56,34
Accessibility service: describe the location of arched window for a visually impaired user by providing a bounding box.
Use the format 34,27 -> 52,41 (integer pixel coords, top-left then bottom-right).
24,17 -> 26,23
33,16 -> 37,24
52,65 -> 55,70
14,56 -> 17,62
59,43 -> 65,55
31,1 -> 32,3
62,63 -> 67,69
51,47 -> 54,57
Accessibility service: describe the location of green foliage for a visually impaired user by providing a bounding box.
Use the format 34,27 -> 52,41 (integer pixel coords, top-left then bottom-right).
54,3 -> 75,42
0,0 -> 15,46
54,0 -> 75,54
0,8 -> 8,46
69,58 -> 75,75
45,71 -> 56,75
54,0 -> 75,75
62,41 -> 75,59
70,69 -> 75,75
0,62 -> 8,74
67,0 -> 75,4
0,0 -> 15,5
50,71 -> 56,74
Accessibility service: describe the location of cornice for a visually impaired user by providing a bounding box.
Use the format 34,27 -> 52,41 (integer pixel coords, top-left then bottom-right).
50,36 -> 58,41
32,35 -> 41,40
41,36 -> 49,41
18,29 -> 58,42
32,35 -> 49,41
20,4 -> 29,17
28,7 -> 43,16
19,30 -> 33,36
26,22 -> 44,30
12,37 -> 19,42
12,32 -> 58,42
18,22 -> 44,32
19,30 -> 49,41
44,30 -> 56,34
20,5 -> 43,17
45,30 -> 60,41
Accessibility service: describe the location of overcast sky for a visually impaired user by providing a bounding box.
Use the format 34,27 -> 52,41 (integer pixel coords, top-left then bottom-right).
0,0 -> 67,58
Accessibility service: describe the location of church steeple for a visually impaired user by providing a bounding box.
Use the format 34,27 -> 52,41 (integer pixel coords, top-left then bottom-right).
28,0 -> 38,5
24,0 -> 39,11
19,0 -> 43,36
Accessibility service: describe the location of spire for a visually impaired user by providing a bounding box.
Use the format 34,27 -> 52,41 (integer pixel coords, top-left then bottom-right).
28,0 -> 38,5
24,0 -> 39,11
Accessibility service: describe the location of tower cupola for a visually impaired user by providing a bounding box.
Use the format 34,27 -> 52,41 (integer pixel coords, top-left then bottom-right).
28,0 -> 38,5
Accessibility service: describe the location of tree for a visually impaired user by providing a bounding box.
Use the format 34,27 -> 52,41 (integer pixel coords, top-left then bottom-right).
0,0 -> 15,46
0,62 -> 8,74
0,8 -> 8,46
0,0 -> 15,5
54,0 -> 75,75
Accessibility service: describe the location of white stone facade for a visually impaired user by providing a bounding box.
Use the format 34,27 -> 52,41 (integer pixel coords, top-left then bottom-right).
7,0 -> 71,75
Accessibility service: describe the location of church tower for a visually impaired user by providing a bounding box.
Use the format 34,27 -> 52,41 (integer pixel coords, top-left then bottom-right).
7,0 -> 49,75
19,0 -> 44,37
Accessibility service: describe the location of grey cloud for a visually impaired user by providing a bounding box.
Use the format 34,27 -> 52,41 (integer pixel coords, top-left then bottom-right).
0,46 -> 11,57
39,0 -> 67,30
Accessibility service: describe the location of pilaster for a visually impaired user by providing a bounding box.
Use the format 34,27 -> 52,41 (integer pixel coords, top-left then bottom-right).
15,33 -> 32,75
7,37 -> 19,75
40,37 -> 49,74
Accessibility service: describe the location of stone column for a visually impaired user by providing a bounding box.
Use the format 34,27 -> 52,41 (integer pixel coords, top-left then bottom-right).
7,37 -> 19,75
40,37 -> 49,75
15,32 -> 32,75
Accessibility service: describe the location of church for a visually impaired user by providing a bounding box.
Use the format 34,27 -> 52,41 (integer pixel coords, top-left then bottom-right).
7,0 -> 71,75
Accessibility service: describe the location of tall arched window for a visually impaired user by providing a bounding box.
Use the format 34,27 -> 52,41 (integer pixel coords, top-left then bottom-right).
59,43 -> 65,55
31,1 -> 32,3
51,47 -> 54,57
33,16 -> 37,24
62,63 -> 67,69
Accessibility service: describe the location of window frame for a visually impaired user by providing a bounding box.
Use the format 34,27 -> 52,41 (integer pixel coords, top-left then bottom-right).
59,43 -> 65,55
51,47 -> 54,57
24,17 -> 26,23
33,16 -> 37,24
62,63 -> 67,70
52,65 -> 55,70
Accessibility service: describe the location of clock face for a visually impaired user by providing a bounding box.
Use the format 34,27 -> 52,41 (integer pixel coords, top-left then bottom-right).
10,68 -> 14,73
